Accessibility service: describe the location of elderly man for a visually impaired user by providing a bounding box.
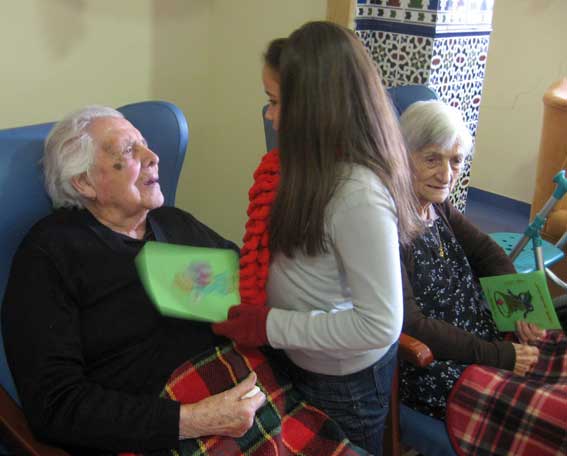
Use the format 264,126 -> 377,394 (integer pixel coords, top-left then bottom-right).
2,106 -> 265,455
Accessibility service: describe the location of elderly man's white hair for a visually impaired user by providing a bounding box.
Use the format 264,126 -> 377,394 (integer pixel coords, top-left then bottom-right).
43,105 -> 124,209
399,100 -> 473,158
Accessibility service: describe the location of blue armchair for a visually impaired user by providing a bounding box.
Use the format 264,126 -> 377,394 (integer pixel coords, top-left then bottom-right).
0,101 -> 189,455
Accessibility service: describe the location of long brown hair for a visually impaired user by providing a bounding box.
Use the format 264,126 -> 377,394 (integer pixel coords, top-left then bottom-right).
267,21 -> 422,257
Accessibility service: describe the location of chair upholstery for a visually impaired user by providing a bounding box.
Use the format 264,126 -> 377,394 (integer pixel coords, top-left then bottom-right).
261,105 -> 277,152
261,84 -> 436,456
387,85 -> 438,117
0,100 -> 188,454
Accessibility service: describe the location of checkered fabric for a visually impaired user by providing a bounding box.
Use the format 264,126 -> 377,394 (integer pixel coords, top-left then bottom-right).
122,343 -> 367,456
446,331 -> 567,456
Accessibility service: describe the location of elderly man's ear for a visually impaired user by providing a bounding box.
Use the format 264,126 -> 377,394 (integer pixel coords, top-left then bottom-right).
71,173 -> 97,201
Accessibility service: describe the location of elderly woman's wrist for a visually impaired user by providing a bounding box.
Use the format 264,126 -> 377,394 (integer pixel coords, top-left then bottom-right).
497,341 -> 516,370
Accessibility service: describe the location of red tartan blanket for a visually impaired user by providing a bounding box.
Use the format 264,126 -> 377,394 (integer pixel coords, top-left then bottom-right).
121,343 -> 367,456
446,331 -> 567,456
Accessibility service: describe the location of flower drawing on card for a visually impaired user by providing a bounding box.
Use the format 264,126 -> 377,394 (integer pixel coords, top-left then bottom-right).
175,261 -> 235,304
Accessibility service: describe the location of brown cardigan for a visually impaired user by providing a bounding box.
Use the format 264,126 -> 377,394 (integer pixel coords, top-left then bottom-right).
401,200 -> 517,370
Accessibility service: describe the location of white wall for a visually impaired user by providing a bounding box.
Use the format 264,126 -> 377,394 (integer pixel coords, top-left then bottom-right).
472,0 -> 567,203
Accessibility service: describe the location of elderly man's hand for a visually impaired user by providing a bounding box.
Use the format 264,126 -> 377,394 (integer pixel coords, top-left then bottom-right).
179,372 -> 266,439
515,320 -> 546,345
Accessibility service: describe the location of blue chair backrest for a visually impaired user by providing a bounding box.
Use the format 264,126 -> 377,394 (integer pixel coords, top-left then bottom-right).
261,84 -> 438,152
387,85 -> 438,117
0,101 -> 189,404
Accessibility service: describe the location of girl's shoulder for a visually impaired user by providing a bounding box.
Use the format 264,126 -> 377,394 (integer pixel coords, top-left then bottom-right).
334,164 -> 392,205
324,164 -> 396,225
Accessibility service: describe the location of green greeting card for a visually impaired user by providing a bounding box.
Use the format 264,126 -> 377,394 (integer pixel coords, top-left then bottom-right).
480,271 -> 561,332
135,242 -> 240,322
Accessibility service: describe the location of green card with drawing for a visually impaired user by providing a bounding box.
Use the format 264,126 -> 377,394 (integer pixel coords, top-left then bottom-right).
135,242 -> 240,322
480,271 -> 561,332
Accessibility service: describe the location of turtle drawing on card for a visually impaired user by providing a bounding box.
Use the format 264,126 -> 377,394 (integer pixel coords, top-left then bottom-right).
494,289 -> 535,319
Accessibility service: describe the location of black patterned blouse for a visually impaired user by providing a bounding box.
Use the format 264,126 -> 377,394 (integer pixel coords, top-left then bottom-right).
399,215 -> 502,419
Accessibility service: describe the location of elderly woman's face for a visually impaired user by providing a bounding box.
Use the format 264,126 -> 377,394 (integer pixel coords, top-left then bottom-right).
411,143 -> 465,208
86,117 -> 164,218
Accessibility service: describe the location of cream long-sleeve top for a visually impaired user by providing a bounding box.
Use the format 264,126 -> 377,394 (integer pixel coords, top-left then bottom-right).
266,164 -> 403,375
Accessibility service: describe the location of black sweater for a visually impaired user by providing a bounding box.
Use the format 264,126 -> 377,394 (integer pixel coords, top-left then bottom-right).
2,207 -> 237,455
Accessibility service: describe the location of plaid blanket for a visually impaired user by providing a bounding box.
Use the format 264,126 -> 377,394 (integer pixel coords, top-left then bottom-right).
121,343 -> 367,456
446,331 -> 567,456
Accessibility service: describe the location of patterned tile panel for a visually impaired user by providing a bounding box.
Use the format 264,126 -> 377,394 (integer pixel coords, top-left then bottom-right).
397,34 -> 433,84
431,80 -> 484,125
429,35 -> 489,85
449,154 -> 473,210
356,30 -> 401,85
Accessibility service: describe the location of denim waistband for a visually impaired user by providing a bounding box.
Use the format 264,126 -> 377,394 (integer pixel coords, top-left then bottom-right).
289,341 -> 398,383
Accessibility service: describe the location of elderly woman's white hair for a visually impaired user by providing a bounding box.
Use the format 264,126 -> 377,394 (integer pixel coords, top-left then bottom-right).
43,105 -> 124,209
399,100 -> 473,157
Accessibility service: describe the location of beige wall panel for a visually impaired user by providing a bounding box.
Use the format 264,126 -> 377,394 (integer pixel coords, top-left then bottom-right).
176,0 -> 326,243
0,0 -> 153,127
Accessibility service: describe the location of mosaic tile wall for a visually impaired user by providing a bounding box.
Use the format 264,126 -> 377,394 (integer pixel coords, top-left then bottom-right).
356,0 -> 494,211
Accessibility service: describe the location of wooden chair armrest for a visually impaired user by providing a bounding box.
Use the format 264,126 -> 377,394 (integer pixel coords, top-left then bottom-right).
0,385 -> 70,456
398,333 -> 434,367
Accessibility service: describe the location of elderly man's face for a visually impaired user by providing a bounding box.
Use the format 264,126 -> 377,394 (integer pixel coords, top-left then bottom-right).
411,143 -> 465,209
86,117 -> 164,219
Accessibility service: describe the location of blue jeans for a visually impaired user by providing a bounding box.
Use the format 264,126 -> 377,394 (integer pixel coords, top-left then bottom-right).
400,404 -> 457,456
288,343 -> 398,456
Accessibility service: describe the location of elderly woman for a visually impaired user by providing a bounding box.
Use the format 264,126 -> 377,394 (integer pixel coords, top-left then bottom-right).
397,100 -> 545,456
1,106 -> 266,455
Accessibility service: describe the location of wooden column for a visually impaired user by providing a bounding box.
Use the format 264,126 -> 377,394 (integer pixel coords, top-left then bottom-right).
327,0 -> 355,29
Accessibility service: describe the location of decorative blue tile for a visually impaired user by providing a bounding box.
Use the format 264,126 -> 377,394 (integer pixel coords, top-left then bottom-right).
356,30 -> 401,85
431,80 -> 484,123
429,35 -> 489,85
397,34 -> 433,84
449,154 -> 472,210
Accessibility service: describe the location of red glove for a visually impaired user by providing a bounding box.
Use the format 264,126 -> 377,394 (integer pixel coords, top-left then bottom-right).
212,304 -> 271,347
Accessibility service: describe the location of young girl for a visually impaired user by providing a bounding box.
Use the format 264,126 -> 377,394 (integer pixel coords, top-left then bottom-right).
214,21 -> 422,455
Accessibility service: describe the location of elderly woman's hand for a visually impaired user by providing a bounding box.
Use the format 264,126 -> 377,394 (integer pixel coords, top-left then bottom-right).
511,343 -> 539,376
515,320 -> 546,344
178,372 -> 266,439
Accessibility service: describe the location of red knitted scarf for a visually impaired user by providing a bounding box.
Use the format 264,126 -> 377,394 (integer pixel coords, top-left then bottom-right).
239,149 -> 280,306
